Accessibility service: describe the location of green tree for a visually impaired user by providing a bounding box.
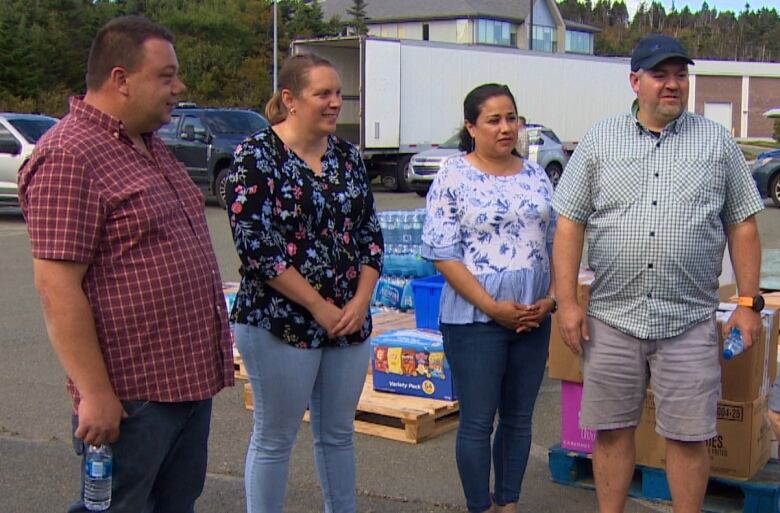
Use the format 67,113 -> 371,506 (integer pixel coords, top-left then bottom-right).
346,0 -> 369,36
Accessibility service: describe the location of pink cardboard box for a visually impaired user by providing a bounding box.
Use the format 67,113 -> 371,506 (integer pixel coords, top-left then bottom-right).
560,380 -> 596,453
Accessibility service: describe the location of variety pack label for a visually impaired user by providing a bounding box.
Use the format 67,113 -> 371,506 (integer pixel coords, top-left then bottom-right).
371,329 -> 455,401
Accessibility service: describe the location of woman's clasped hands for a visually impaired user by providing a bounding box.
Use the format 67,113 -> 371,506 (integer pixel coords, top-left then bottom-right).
489,299 -> 553,333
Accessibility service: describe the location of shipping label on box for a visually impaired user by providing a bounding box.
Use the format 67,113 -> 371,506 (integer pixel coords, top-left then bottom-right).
560,380 -> 596,453
371,329 -> 455,401
635,390 -> 771,480
716,305 -> 779,402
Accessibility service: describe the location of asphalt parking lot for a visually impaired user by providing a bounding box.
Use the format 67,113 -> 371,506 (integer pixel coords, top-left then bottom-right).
1,191 -> 778,513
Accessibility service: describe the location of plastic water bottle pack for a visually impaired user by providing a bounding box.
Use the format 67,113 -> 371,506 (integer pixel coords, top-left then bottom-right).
378,209 -> 435,279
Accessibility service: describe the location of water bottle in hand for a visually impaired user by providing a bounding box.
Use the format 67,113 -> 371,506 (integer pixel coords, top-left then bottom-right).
83,444 -> 112,511
722,327 -> 744,360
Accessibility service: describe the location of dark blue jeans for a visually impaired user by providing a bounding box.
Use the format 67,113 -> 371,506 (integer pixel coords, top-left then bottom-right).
68,399 -> 212,513
441,320 -> 550,513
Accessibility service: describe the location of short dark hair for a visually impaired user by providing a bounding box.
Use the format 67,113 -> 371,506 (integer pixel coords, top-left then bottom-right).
458,83 -> 518,152
86,15 -> 174,91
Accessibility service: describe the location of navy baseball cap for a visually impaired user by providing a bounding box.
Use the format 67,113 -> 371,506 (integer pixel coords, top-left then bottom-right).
631,34 -> 694,72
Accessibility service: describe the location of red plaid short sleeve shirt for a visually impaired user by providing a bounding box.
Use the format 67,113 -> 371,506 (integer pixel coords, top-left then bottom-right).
19,97 -> 234,409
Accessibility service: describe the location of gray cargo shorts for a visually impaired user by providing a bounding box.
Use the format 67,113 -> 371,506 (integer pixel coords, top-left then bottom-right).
580,316 -> 720,442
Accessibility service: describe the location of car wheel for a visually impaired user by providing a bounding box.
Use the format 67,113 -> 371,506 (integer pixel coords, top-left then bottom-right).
770,172 -> 780,208
545,162 -> 563,188
395,155 -> 412,192
215,167 -> 230,209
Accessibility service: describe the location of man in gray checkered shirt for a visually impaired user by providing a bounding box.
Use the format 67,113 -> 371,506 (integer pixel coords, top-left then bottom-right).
552,34 -> 764,513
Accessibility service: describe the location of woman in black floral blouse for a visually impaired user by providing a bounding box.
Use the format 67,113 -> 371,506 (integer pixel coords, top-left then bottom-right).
225,54 -> 383,513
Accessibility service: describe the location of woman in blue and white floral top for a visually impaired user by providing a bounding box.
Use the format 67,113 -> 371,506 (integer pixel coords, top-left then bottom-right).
422,84 -> 556,513
226,54 -> 383,513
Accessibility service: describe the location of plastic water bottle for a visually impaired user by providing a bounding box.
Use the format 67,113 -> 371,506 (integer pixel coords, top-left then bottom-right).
411,209 -> 425,246
83,444 -> 112,511
722,327 -> 744,360
400,277 -> 415,311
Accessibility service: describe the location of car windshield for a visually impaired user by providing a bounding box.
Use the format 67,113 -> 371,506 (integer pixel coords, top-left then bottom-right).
203,111 -> 268,134
439,133 -> 461,149
8,118 -> 56,144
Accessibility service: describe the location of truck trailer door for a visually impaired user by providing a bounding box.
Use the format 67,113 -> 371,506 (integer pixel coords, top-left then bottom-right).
363,39 -> 401,149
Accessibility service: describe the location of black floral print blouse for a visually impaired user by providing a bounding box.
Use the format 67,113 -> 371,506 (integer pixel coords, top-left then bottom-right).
226,128 -> 384,348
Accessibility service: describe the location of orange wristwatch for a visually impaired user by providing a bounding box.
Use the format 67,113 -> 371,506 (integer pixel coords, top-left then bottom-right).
736,295 -> 764,312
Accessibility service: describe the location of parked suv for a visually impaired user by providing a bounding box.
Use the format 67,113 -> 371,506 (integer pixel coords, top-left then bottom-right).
0,113 -> 58,205
408,124 -> 568,197
750,153 -> 780,207
158,104 -> 269,208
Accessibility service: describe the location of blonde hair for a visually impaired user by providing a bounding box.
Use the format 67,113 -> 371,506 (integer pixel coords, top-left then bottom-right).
264,53 -> 334,125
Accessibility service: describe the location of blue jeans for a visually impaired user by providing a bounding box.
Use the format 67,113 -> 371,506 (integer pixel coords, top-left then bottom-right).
68,399 -> 212,513
441,320 -> 550,513
234,323 -> 370,513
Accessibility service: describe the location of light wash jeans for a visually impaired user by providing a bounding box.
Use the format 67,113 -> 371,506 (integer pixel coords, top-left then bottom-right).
234,323 -> 370,513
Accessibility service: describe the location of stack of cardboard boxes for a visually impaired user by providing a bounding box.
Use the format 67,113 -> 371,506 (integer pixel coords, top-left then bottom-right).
550,276 -> 780,480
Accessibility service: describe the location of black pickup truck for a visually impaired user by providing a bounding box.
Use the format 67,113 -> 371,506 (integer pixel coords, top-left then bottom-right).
158,104 -> 268,208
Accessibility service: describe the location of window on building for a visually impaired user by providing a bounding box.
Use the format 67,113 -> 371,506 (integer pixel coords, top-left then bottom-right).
422,23 -> 429,41
456,19 -> 469,43
476,18 -> 514,46
532,25 -> 557,52
565,30 -> 593,54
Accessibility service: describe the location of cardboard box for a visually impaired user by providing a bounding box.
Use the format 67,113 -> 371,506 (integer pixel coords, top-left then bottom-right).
371,329 -> 455,401
758,291 -> 780,309
717,283 -> 737,302
717,304 -> 779,402
635,389 -> 771,480
371,310 -> 417,338
548,276 -> 592,383
560,380 -> 596,453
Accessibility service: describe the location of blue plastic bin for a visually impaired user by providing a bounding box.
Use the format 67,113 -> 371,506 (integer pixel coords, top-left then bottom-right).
411,274 -> 445,330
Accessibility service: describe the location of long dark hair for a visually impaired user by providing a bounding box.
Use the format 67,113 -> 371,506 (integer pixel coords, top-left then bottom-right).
458,83 -> 519,152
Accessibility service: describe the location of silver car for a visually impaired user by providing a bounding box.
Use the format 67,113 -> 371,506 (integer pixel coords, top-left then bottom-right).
0,113 -> 58,205
408,124 -> 568,196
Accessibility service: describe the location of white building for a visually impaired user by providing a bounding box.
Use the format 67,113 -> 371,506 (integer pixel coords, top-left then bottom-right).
315,0 -> 600,55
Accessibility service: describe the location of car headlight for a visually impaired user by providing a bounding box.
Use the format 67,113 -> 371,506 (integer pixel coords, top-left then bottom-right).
759,157 -> 772,167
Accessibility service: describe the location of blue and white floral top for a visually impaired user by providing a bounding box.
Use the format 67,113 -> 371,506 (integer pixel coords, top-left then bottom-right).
421,155 -> 556,324
226,128 -> 384,348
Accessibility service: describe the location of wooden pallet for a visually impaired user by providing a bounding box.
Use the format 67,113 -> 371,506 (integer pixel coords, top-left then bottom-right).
548,444 -> 780,513
233,355 -> 248,381
243,374 -> 459,444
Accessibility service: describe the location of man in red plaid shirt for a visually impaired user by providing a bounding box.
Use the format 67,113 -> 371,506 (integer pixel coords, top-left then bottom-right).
18,15 -> 233,513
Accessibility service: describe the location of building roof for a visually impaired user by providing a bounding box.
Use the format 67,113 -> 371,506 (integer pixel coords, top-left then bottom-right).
562,19 -> 601,33
316,0 -> 533,24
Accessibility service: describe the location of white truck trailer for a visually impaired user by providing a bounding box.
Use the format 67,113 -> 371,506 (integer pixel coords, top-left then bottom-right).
291,36 -> 635,191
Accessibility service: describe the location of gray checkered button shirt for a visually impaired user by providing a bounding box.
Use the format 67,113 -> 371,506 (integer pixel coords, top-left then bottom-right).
552,107 -> 764,340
